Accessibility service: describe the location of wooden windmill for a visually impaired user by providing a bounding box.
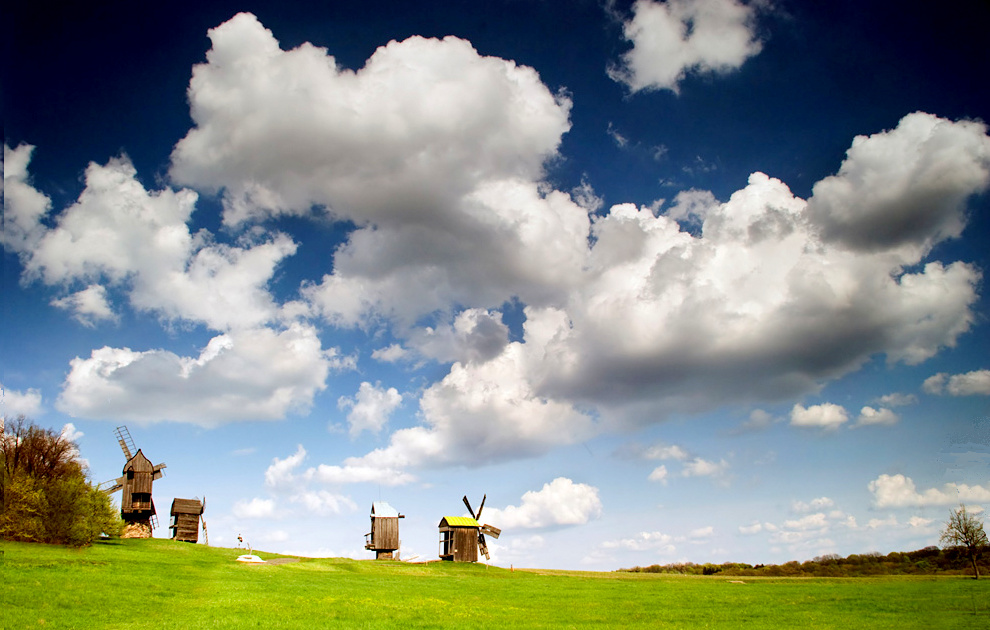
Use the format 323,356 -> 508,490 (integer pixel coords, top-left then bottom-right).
364,501 -> 404,559
170,497 -> 206,544
101,426 -> 166,537
438,494 -> 501,562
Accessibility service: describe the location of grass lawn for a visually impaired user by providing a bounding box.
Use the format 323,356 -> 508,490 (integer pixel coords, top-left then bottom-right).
2,538 -> 987,629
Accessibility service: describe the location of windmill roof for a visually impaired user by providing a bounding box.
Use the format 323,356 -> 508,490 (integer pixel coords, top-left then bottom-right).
440,516 -> 479,528
371,502 -> 400,517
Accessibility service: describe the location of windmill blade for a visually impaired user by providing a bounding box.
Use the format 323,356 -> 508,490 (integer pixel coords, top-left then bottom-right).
462,495 -> 477,520
114,426 -> 135,460
476,494 -> 487,521
480,524 -> 501,539
478,532 -> 490,560
152,463 -> 167,480
99,476 -> 124,494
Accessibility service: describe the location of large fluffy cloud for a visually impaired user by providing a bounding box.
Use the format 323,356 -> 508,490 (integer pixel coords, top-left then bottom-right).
56,324 -> 342,426
171,13 -> 571,226
169,13 -> 586,326
609,0 -> 763,93
482,478 -> 603,529
807,113 -> 990,254
869,474 -> 990,507
4,147 -> 297,331
1,383 -> 43,419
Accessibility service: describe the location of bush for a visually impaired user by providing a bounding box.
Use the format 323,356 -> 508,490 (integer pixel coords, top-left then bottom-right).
1,417 -> 122,546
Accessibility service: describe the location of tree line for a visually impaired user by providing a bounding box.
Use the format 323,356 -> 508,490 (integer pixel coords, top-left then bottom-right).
623,506 -> 988,579
1,417 -> 122,546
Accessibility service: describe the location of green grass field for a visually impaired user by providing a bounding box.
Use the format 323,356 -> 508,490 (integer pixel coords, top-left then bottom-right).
2,538 -> 987,629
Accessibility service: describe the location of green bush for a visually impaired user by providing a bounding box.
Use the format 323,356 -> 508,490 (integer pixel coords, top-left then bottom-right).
1,416 -> 122,546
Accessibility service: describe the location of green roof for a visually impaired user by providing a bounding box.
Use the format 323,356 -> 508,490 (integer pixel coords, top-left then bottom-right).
440,516 -> 479,528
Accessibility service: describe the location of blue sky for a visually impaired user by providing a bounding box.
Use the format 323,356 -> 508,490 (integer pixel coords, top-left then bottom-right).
3,0 -> 989,569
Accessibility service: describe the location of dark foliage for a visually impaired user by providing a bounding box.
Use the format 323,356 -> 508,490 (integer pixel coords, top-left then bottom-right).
621,546 -> 989,577
1,416 -> 122,546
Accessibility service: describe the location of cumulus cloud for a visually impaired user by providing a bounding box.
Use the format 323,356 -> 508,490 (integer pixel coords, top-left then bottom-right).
790,403 -> 849,430
482,478 -> 603,529
854,406 -> 899,427
601,530 -> 675,552
233,497 -> 276,519
643,441 -> 690,461
924,369 -> 990,396
792,497 -> 834,513
56,324 -> 339,426
807,113 -> 990,254
5,151 -> 299,332
1,383 -> 43,419
338,382 -> 402,438
648,465 -> 669,484
51,284 -> 117,327
876,392 -> 918,407
609,0 -> 763,93
681,457 -> 729,478
869,473 -> 990,507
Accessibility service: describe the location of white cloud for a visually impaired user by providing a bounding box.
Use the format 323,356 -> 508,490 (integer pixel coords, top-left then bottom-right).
869,473 -> 990,507
689,525 -> 714,539
854,406 -> 899,427
924,369 -> 990,395
338,382 -> 402,438
51,284 -> 118,327
948,369 -> 990,395
648,465 -> 669,484
790,403 -> 849,430
922,373 -> 947,394
289,491 -> 357,516
601,530 -> 675,552
644,442 -> 690,461
609,0 -> 763,93
371,344 -> 409,363
681,457 -> 728,478
1,383 -> 43,419
5,148 -> 298,333
171,13 -> 571,226
265,445 -> 308,489
405,309 -> 510,364
56,324 -> 338,426
310,463 -> 415,486
482,478 -> 603,530
60,423 -> 84,443
784,513 -> 829,531
2,144 -> 51,254
792,497 -> 834,513
876,392 -> 918,407
233,497 -> 276,519
807,113 -> 990,255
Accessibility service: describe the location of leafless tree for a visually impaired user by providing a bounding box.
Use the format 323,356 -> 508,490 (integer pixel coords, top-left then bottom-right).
940,504 -> 988,579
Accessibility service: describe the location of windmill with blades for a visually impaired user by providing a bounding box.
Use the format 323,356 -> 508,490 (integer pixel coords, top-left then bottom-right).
438,494 -> 501,562
100,426 -> 166,538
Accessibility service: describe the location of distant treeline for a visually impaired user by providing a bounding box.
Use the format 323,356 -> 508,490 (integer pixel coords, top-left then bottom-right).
621,547 -> 988,578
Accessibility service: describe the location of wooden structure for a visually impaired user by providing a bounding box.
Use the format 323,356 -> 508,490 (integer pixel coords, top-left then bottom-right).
170,498 -> 204,543
438,495 -> 501,562
100,426 -> 166,535
364,501 -> 404,559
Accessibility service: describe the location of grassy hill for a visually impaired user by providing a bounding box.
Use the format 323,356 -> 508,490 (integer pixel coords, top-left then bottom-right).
2,538 -> 988,629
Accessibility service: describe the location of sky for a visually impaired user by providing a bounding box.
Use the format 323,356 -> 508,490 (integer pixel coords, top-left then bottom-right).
3,0 -> 990,570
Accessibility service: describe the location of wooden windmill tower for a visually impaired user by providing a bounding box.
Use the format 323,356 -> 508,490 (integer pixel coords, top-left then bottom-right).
170,497 -> 206,544
101,426 -> 166,537
364,501 -> 404,559
438,494 -> 501,562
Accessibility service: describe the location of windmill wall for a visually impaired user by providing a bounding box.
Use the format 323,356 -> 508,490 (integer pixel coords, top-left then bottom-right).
438,517 -> 480,562
170,498 -> 202,543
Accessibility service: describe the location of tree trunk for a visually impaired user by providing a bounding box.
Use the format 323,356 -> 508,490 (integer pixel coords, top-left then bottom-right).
971,552 -> 980,580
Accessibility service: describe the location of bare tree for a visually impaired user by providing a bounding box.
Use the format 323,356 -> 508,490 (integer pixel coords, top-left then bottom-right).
940,504 -> 988,579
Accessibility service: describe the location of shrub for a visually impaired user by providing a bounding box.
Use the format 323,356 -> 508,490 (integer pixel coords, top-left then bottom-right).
1,417 -> 122,546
